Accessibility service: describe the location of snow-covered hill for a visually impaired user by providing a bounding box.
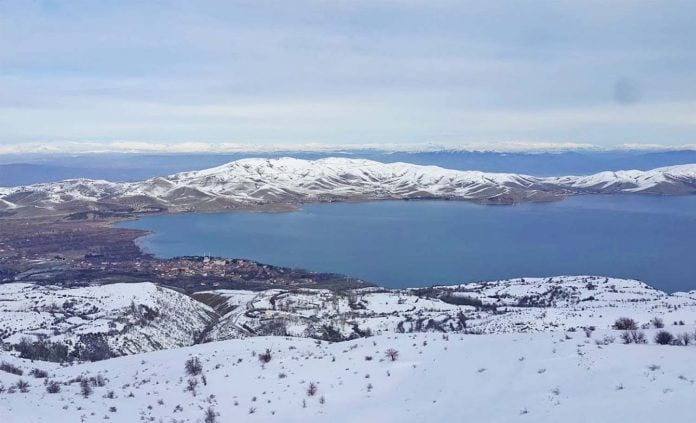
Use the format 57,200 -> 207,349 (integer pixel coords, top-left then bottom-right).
4,276 -> 696,361
3,276 -> 696,421
1,158 -> 694,215
0,283 -> 214,359
2,331 -> 696,422
201,276 -> 696,341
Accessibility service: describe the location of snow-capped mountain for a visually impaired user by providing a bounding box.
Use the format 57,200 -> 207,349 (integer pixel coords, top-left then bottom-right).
1,158 -> 694,215
553,164 -> 696,194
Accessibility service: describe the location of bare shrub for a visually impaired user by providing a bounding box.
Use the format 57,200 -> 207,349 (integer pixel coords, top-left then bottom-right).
0,361 -> 23,375
595,335 -> 615,345
186,378 -> 198,396
91,374 -> 106,387
650,317 -> 665,328
613,318 -> 638,331
16,379 -> 30,393
29,368 -> 48,378
655,331 -> 675,345
307,382 -> 318,397
185,357 -> 203,376
204,407 -> 217,423
46,381 -> 61,393
258,349 -> 272,364
675,333 -> 691,346
80,379 -> 92,397
620,330 -> 646,344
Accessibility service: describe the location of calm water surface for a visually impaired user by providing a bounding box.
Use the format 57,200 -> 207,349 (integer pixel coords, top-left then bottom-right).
116,195 -> 696,292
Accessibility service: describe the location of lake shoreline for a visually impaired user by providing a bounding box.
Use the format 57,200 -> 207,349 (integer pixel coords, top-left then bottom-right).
116,195 -> 696,293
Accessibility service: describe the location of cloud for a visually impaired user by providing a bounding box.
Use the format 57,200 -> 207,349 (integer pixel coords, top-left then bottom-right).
1,1 -> 695,147
2,140 -> 696,156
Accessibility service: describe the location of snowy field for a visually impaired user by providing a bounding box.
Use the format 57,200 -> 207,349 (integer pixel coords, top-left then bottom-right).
2,276 -> 696,422
2,332 -> 696,422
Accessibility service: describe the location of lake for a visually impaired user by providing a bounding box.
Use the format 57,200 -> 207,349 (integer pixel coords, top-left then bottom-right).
116,195 -> 696,292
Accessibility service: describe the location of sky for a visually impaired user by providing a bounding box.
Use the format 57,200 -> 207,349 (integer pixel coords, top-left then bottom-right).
1,0 -> 695,153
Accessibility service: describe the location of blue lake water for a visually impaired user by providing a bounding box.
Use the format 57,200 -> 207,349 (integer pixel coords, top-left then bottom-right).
116,195 -> 696,292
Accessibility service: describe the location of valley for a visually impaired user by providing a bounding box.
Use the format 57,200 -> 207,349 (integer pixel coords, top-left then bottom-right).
3,275 -> 696,360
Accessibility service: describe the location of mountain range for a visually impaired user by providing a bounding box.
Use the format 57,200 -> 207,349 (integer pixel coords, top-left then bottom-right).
1,158 -> 695,217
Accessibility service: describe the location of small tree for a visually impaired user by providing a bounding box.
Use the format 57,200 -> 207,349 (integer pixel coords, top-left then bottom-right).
384,348 -> 399,361
185,357 -> 202,376
655,331 -> 674,345
307,382 -> 318,397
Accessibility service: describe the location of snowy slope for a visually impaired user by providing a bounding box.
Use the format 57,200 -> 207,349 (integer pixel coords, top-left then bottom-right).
3,276 -> 696,421
1,158 -> 694,214
4,276 -> 696,359
203,276 -> 696,341
553,164 -> 696,194
0,283 -> 214,357
2,332 -> 696,422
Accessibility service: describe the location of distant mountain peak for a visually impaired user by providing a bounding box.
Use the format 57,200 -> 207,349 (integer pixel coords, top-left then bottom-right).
1,158 -> 695,216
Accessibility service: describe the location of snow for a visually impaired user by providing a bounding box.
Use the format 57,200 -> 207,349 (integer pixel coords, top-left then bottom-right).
201,276 -> 696,340
2,332 -> 696,422
2,158 -> 694,212
2,276 -> 696,421
553,164 -> 696,192
0,282 -> 213,356
5,276 -> 696,353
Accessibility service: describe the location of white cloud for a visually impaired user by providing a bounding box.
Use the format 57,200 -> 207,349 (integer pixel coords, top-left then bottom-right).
1,1 -> 695,147
1,140 -> 695,156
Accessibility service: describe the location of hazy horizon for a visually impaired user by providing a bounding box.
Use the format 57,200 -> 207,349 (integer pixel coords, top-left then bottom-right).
1,141 -> 696,156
